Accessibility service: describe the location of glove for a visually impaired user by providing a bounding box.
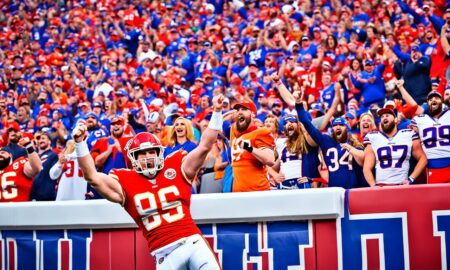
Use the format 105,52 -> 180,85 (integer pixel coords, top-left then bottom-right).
242,141 -> 253,153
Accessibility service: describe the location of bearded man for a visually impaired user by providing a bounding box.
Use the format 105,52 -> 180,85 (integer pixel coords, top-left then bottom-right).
229,102 -> 275,192
364,105 -> 427,186
411,91 -> 450,183
275,74 -> 366,189
0,137 -> 42,202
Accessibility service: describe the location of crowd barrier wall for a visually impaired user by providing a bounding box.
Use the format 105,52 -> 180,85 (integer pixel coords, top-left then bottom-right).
0,185 -> 449,270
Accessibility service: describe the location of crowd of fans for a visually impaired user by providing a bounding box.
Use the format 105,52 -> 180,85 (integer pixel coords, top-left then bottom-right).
0,0 -> 449,201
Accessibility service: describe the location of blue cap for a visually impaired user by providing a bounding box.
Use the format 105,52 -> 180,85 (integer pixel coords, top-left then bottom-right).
85,112 -> 98,120
116,89 -> 128,97
310,103 -> 324,113
271,99 -> 282,108
331,117 -> 348,127
283,114 -> 298,123
56,108 -> 66,116
345,111 -> 356,120
92,102 -> 102,108
411,45 -> 420,52
364,59 -> 374,66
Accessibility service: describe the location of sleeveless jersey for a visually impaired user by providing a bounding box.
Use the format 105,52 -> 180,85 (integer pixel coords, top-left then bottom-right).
0,157 -> 33,202
364,129 -> 418,184
109,150 -> 200,252
411,110 -> 450,169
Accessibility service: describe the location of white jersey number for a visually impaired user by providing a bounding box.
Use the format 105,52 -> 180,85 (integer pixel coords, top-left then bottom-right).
326,148 -> 353,172
134,185 -> 185,231
0,172 -> 18,200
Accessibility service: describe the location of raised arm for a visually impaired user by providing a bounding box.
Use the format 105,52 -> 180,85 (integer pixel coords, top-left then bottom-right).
271,73 -> 295,107
182,95 -> 224,181
72,124 -> 124,204
20,137 -> 42,178
272,73 -> 324,145
395,79 -> 424,114
441,24 -> 450,56
319,82 -> 342,131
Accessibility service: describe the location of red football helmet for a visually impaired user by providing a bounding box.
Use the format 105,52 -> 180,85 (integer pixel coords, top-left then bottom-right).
125,132 -> 164,177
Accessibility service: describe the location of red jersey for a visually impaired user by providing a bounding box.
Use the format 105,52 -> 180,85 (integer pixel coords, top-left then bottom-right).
109,150 -> 200,252
0,157 -> 33,202
91,136 -> 133,169
297,66 -> 323,101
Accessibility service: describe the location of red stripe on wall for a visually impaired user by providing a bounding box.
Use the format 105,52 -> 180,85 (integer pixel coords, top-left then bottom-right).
8,240 -> 14,270
135,229 -> 155,270
314,220 -> 339,270
304,241 -> 316,270
0,239 -> 2,270
111,230 -> 136,270
90,230 -> 113,270
366,238 -> 380,270
60,240 -> 70,270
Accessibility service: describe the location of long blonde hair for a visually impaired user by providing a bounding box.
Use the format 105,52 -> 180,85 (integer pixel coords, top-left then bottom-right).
285,123 -> 309,156
168,117 -> 195,147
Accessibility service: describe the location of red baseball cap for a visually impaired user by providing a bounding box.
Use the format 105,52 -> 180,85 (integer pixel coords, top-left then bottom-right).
6,121 -> 20,132
233,102 -> 257,114
111,116 -> 124,125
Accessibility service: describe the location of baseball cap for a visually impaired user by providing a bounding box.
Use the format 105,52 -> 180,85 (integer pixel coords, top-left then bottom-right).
92,102 -> 102,108
310,103 -> 324,114
85,112 -> 98,120
78,102 -> 89,108
233,102 -> 257,114
377,102 -> 398,117
364,59 -> 374,66
344,111 -> 356,120
331,117 -> 349,127
116,89 -> 128,96
6,121 -> 20,132
283,114 -> 298,123
427,90 -> 442,100
110,116 -> 124,125
146,112 -> 160,123
411,45 -> 420,52
272,99 -> 282,108
249,61 -> 258,67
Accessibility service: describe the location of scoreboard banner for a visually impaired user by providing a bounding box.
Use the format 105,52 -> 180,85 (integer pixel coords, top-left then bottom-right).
0,185 -> 449,270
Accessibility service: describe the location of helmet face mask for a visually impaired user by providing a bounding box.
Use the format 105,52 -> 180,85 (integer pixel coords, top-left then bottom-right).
126,133 -> 164,178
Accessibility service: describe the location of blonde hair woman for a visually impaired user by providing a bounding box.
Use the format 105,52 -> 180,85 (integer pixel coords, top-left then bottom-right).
270,115 -> 321,190
49,140 -> 87,200
165,117 -> 198,157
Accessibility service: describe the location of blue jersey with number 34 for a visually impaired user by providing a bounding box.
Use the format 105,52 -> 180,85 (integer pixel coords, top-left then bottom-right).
296,104 -> 364,189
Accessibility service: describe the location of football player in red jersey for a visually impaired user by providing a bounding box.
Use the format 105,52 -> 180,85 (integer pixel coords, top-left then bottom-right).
72,96 -> 224,269
0,136 -> 42,202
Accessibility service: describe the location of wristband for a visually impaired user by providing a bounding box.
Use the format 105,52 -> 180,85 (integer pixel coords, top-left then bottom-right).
408,176 -> 415,184
208,111 -> 223,131
24,142 -> 35,154
75,141 -> 90,158
243,141 -> 253,153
